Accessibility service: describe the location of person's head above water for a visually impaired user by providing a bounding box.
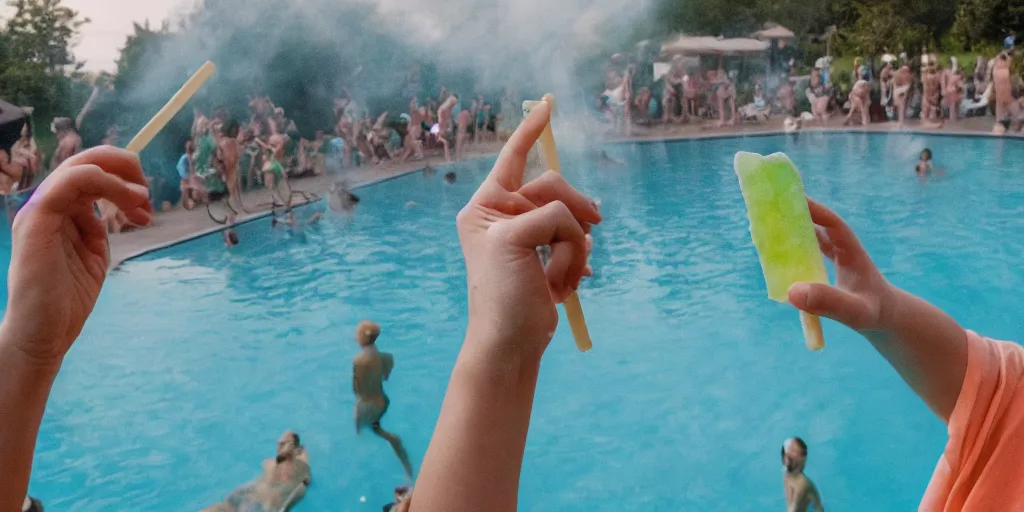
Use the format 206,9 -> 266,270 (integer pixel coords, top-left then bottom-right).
444,172 -> 457,184
223,229 -> 238,247
355,320 -> 381,347
921,148 -> 933,161
276,430 -> 301,463
782,437 -> 808,474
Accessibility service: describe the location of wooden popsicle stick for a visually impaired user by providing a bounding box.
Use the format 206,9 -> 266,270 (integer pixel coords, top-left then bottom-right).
523,94 -> 593,352
98,62 -> 216,239
126,61 -> 217,153
800,311 -> 825,351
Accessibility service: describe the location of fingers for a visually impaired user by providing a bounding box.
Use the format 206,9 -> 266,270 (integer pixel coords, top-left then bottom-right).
488,101 -> 551,190
806,198 -> 862,250
497,200 -> 587,294
518,171 -> 602,225
59,146 -> 149,192
788,282 -> 876,331
37,164 -> 153,226
815,226 -> 836,261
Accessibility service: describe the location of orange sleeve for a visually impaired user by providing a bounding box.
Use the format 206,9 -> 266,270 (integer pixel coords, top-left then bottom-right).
944,331 -> 1024,471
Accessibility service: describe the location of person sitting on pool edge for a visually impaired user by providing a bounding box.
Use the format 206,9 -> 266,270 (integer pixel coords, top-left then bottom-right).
353,321 -> 414,480
201,430 -> 311,512
782,437 -> 824,512
2,109 -> 1024,511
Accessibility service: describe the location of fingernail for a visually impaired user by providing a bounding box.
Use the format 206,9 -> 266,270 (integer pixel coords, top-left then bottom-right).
788,283 -> 810,306
128,183 -> 149,197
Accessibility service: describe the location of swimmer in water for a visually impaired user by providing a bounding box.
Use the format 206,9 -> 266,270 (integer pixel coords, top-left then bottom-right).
22,496 -> 43,512
202,431 -> 311,512
444,171 -> 456,184
352,321 -> 414,480
593,150 -> 624,166
327,181 -> 360,214
916,148 -> 935,179
782,437 -> 824,512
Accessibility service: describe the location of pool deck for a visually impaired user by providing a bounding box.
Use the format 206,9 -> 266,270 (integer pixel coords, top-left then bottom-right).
109,117 -> 1008,265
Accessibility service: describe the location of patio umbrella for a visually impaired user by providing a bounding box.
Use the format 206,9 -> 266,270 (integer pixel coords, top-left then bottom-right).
0,99 -> 28,153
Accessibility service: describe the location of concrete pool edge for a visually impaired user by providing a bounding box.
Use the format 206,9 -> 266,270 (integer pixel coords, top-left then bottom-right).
112,154 -> 499,266
115,128 -> 1023,266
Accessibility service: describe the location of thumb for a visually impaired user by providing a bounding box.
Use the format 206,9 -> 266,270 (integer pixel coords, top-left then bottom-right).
788,283 -> 875,331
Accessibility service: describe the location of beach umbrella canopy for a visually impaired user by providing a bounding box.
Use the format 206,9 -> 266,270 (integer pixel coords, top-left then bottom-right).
752,24 -> 796,41
0,99 -> 29,153
661,34 -> 769,58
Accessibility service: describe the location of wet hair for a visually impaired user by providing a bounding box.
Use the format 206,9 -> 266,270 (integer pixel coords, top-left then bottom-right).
226,230 -> 239,246
921,148 -> 933,160
291,431 -> 300,446
356,320 -> 381,345
781,437 -> 808,461
185,140 -> 195,153
444,171 -> 457,184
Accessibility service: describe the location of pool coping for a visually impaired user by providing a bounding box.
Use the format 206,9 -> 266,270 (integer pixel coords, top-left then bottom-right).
117,127 -> 1020,265
114,153 -> 497,266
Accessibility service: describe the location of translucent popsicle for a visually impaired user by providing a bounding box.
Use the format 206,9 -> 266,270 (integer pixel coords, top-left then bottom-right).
734,151 -> 828,351
522,95 -> 594,353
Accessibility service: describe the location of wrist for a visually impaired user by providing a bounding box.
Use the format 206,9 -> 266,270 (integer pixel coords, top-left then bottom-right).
460,325 -> 544,383
0,320 -> 63,377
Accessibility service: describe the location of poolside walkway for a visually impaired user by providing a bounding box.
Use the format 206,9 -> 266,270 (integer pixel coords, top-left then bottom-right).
109,117 -> 1007,265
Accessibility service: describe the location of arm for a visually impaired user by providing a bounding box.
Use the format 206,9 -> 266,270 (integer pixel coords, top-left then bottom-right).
413,340 -> 542,512
0,147 -> 153,510
412,102 -> 599,512
788,199 -> 967,422
0,330 -> 61,511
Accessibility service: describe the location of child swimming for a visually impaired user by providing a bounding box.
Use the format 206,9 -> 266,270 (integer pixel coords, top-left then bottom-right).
915,148 -> 934,177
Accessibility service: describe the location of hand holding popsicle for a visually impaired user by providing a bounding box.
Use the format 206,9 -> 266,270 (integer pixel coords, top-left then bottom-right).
456,101 -> 601,361
787,198 -> 894,333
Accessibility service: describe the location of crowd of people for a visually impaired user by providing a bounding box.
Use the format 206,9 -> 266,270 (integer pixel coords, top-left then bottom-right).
0,82 -> 519,231
597,38 -> 1024,135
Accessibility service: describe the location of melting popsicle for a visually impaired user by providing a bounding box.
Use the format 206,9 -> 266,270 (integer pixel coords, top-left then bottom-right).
522,95 -> 594,353
734,151 -> 828,351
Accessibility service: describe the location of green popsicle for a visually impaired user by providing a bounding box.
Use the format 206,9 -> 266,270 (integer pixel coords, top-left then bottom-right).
734,151 -> 828,351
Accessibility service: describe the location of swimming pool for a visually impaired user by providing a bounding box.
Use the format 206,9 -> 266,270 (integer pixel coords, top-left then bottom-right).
14,132 -> 1024,511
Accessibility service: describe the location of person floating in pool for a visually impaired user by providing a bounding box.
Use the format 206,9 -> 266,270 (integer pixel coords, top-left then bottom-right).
201,430 -> 311,512
443,171 -> 456,184
352,321 -> 414,480
915,149 -> 935,178
382,485 -> 412,512
782,437 -> 824,512
22,496 -> 43,512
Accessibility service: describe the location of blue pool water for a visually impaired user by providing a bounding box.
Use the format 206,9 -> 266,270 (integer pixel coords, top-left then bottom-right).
13,133 -> 1024,511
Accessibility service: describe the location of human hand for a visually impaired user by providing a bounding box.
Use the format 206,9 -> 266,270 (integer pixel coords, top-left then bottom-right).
3,147 -> 153,367
787,199 -> 896,333
456,102 -> 601,359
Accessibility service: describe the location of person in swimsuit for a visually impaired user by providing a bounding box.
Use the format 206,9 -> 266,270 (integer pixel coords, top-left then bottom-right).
943,68 -> 964,122
844,79 -> 871,126
782,437 -> 825,512
993,53 -> 1013,132
216,120 -> 244,212
915,148 -> 935,179
436,94 -> 458,162
202,431 -> 311,512
474,94 -> 489,143
893,65 -> 913,127
352,321 -> 414,480
257,122 -> 291,207
715,70 -> 737,127
880,62 -> 895,109
455,108 -> 472,161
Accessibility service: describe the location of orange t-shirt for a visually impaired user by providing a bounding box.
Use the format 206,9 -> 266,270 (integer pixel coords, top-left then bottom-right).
920,331 -> 1024,511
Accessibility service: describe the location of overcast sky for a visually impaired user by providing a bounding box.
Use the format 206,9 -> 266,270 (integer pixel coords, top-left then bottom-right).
0,0 -> 193,72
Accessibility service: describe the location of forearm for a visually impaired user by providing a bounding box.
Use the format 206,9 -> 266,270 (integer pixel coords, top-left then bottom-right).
0,327 -> 60,509
867,285 -> 968,422
413,336 -> 542,512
